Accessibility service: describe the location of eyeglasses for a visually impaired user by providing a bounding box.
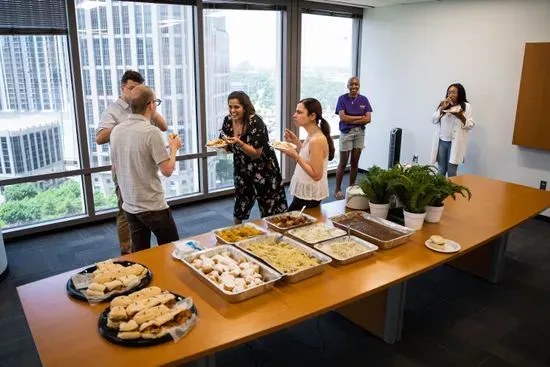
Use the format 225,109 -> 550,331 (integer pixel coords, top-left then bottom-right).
148,99 -> 162,106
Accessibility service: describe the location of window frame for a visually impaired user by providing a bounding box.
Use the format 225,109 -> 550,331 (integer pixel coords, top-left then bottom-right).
0,0 -> 363,239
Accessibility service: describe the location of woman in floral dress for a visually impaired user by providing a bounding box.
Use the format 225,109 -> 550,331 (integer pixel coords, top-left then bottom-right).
220,91 -> 288,224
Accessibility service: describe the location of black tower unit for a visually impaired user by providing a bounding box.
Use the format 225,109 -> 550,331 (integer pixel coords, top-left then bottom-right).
388,128 -> 402,169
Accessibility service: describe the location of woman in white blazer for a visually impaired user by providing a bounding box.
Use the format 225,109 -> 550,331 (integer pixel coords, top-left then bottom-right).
430,83 -> 475,177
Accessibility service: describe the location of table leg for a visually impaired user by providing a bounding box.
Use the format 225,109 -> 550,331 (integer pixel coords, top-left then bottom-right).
184,354 -> 216,367
448,232 -> 509,284
336,281 -> 406,344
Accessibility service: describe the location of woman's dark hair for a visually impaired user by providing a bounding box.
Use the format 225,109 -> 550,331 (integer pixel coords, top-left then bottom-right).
299,98 -> 335,161
445,83 -> 468,111
227,91 -> 256,132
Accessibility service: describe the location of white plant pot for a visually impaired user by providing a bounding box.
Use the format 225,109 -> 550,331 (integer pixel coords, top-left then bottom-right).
368,201 -> 390,219
403,210 -> 427,230
345,186 -> 370,210
425,205 -> 444,223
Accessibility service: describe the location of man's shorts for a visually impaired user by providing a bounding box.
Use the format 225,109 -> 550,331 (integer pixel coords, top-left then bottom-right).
339,127 -> 365,152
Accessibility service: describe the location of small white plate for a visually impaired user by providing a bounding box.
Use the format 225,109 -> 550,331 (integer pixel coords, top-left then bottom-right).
270,141 -> 297,151
205,144 -> 228,155
424,239 -> 461,253
443,105 -> 462,113
206,138 -> 228,149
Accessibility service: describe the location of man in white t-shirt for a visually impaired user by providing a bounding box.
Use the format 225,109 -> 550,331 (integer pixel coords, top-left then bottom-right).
96,70 -> 167,255
110,85 -> 181,252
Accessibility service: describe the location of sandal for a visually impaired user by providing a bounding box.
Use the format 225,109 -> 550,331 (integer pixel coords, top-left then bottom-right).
334,191 -> 344,200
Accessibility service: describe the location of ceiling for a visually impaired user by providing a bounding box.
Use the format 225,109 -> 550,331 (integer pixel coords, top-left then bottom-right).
309,0 -> 440,8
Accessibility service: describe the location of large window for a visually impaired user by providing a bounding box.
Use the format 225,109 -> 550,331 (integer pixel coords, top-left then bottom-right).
0,34 -> 81,228
0,1 -> 362,235
75,1 -> 199,202
300,14 -> 354,139
0,177 -> 85,229
203,9 -> 283,191
0,36 -> 78,177
300,13 -> 355,169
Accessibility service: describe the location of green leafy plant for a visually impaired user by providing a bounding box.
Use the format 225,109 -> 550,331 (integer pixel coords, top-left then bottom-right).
429,174 -> 472,207
388,164 -> 439,213
358,166 -> 395,204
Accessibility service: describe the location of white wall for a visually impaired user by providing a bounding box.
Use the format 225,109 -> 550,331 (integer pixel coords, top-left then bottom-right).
359,0 -> 550,215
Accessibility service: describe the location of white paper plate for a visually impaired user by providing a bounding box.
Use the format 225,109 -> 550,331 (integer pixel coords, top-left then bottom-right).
205,145 -> 228,154
270,141 -> 297,151
206,138 -> 228,150
443,105 -> 461,113
424,239 -> 461,253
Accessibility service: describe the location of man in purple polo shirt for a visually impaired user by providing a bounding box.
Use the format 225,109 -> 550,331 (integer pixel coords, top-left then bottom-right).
334,76 -> 372,199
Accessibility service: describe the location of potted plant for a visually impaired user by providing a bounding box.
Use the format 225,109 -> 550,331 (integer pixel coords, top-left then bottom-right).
358,166 -> 394,218
425,174 -> 472,223
388,165 -> 438,230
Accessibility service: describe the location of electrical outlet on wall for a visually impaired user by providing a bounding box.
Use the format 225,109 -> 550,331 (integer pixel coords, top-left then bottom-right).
540,180 -> 547,190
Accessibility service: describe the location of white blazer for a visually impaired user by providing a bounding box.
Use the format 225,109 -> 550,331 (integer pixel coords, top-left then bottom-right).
430,102 -> 475,165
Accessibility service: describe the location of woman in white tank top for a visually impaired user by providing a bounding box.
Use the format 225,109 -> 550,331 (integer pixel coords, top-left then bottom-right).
280,98 -> 335,211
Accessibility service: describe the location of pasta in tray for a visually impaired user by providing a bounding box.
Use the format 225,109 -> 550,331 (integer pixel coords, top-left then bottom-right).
242,239 -> 320,274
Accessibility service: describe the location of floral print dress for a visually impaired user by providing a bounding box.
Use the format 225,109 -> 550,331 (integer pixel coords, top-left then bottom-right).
221,115 -> 288,220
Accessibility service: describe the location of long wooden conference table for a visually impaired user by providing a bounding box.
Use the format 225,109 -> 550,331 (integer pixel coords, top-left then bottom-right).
17,175 -> 550,367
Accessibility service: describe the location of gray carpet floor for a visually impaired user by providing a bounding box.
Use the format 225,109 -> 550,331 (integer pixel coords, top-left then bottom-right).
1,175 -> 550,367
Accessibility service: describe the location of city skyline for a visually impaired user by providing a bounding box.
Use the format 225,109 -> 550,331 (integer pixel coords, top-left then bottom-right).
0,2 -> 354,229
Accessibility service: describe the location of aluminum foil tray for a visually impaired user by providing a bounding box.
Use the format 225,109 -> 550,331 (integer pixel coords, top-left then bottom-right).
314,235 -> 378,265
235,234 -> 332,283
180,245 -> 281,303
329,211 -> 414,250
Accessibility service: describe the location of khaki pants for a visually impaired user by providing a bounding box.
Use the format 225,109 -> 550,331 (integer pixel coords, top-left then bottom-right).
115,185 -> 132,255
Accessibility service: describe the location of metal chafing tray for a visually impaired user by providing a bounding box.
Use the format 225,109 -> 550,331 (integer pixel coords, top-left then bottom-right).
180,245 -> 281,303
235,233 -> 332,283
329,211 -> 415,250
212,222 -> 268,244
286,223 -> 347,245
314,235 -> 378,266
263,211 -> 317,231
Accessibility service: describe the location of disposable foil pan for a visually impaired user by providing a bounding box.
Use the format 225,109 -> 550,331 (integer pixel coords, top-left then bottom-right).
286,223 -> 347,245
235,233 -> 332,283
314,235 -> 378,266
180,245 -> 281,303
212,222 -> 268,245
263,211 -> 317,231
329,211 -> 414,250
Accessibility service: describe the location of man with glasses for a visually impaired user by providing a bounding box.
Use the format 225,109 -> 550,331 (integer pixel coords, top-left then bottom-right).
110,85 -> 181,252
96,70 -> 168,255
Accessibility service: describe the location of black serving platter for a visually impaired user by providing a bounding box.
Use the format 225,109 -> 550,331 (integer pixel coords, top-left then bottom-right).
97,293 -> 197,347
66,261 -> 152,302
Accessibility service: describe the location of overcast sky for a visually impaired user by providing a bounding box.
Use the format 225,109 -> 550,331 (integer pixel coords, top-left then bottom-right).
220,11 -> 353,69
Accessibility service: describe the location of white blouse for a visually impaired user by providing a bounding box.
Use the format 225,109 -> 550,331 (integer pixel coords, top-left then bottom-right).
289,136 -> 329,201
430,102 -> 475,165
